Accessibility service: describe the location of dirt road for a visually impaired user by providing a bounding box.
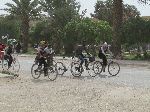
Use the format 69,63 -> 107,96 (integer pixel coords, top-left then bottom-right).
0,56 -> 150,112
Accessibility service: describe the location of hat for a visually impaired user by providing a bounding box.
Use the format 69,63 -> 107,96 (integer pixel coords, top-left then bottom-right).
40,41 -> 46,45
104,42 -> 107,45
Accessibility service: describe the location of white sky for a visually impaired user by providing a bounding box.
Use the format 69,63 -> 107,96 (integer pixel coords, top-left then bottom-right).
0,0 -> 150,17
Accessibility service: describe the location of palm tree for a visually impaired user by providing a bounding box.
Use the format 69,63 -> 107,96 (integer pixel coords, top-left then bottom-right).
138,0 -> 150,4
4,0 -> 41,52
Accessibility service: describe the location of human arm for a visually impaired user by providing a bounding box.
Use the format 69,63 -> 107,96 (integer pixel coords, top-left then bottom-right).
108,47 -> 113,57
101,47 -> 106,55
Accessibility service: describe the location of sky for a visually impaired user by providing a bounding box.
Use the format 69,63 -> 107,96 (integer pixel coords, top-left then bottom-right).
0,0 -> 150,17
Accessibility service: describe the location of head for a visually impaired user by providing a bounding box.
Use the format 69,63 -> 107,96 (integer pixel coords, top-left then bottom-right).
103,42 -> 108,47
102,42 -> 108,49
8,44 -> 13,48
40,40 -> 46,47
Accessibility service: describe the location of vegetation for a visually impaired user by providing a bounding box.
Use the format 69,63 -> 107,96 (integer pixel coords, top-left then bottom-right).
64,18 -> 112,54
4,0 -> 42,52
0,0 -> 150,60
91,0 -> 140,26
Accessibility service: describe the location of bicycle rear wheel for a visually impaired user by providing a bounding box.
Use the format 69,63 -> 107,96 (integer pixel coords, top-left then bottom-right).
71,62 -> 82,77
108,61 -> 120,76
31,64 -> 41,79
47,65 -> 58,81
55,62 -> 66,75
2,59 -> 9,71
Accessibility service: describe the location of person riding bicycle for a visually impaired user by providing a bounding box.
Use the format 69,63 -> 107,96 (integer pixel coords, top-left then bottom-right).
4,44 -> 13,68
37,41 -> 48,76
44,44 -> 55,67
0,42 -> 6,60
75,40 -> 90,70
98,42 -> 113,72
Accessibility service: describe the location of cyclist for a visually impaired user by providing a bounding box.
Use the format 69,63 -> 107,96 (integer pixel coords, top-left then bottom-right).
37,41 -> 48,76
44,44 -> 55,67
0,43 -> 6,60
75,40 -> 90,70
98,42 -> 113,72
4,44 -> 13,68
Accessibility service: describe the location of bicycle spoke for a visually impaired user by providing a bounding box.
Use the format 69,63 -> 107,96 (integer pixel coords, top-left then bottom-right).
108,62 -> 120,76
55,62 -> 66,75
71,62 -> 82,77
47,65 -> 58,81
31,64 -> 41,79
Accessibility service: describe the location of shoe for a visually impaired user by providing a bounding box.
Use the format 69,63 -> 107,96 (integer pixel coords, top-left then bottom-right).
8,65 -> 12,69
103,68 -> 105,72
44,73 -> 48,76
102,66 -> 106,72
81,67 -> 84,72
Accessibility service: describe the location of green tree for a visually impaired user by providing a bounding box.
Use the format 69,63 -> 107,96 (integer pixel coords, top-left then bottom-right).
4,0 -> 42,52
122,17 -> 150,58
112,0 -> 150,57
0,15 -> 19,43
30,20 -> 55,45
39,0 -> 80,53
64,18 -> 112,55
91,0 -> 140,26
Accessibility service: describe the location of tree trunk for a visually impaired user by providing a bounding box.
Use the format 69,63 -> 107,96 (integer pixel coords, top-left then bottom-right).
21,19 -> 29,53
112,0 -> 123,58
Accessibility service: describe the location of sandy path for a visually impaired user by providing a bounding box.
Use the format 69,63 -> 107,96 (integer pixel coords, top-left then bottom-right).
0,56 -> 150,112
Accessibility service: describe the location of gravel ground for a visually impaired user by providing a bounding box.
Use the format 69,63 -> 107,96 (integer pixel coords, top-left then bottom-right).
0,56 -> 150,112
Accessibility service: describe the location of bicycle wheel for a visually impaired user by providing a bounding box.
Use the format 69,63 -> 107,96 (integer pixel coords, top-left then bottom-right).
87,62 -> 97,77
47,65 -> 58,81
71,62 -> 82,77
93,61 -> 103,75
31,64 -> 41,79
55,62 -> 66,75
11,58 -> 20,73
2,59 -> 9,71
108,61 -> 120,76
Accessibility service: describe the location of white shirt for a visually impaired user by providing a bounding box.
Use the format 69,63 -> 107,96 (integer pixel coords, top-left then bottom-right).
44,47 -> 54,54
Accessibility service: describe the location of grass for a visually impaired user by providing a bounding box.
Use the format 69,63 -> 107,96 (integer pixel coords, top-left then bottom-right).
123,53 -> 150,60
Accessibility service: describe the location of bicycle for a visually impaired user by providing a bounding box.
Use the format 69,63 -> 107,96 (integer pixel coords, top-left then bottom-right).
31,58 -> 58,81
70,55 -> 101,77
93,56 -> 120,76
54,56 -> 77,75
1,53 -> 20,76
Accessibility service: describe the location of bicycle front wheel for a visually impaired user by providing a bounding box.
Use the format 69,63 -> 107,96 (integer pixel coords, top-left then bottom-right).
70,62 -> 82,77
31,64 -> 41,79
47,65 -> 58,81
108,61 -> 120,76
93,61 -> 103,75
